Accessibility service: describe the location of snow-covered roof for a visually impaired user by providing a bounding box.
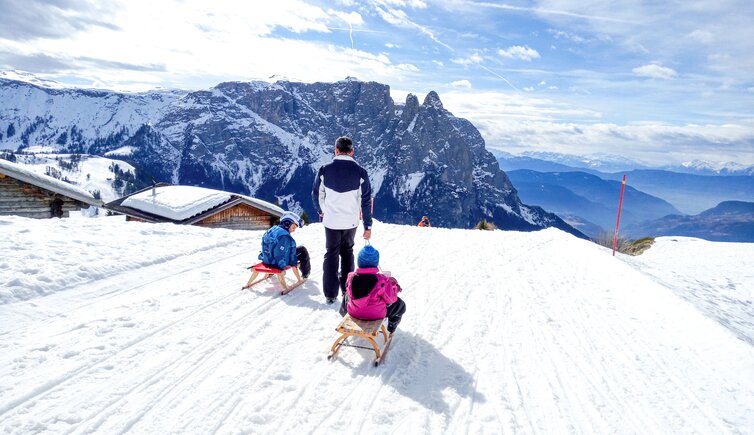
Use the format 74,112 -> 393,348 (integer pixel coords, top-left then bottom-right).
122,185 -> 233,221
237,194 -> 284,217
117,185 -> 285,222
0,158 -> 99,206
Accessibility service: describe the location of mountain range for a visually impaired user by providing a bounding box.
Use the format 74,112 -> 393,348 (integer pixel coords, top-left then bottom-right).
497,153 -> 754,215
494,150 -> 754,176
506,169 -> 681,238
0,73 -> 583,236
622,201 -> 754,242
499,152 -> 754,241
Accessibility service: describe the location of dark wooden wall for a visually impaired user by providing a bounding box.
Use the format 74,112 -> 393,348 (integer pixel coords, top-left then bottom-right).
0,174 -> 87,218
196,203 -> 275,230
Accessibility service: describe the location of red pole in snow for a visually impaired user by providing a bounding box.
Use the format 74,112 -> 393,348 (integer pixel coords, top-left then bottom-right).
612,175 -> 627,256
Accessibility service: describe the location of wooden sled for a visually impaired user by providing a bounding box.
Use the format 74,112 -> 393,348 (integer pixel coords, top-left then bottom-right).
242,262 -> 305,295
328,314 -> 393,366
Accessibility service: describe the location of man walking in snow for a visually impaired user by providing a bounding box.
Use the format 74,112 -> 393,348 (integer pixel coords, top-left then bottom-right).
312,136 -> 373,305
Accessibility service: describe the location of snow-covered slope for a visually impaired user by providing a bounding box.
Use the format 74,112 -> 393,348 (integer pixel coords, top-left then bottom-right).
0,217 -> 752,433
623,237 -> 754,345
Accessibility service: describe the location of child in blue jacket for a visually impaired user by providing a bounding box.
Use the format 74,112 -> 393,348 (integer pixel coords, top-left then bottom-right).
259,211 -> 310,278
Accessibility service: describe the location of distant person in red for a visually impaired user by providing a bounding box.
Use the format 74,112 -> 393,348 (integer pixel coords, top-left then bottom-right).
418,216 -> 431,227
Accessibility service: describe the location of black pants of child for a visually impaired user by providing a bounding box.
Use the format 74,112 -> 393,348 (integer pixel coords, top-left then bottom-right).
296,246 -> 311,278
322,227 -> 356,299
339,297 -> 406,334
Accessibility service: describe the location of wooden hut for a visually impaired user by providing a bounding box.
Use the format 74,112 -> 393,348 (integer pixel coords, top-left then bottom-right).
104,183 -> 284,230
0,158 -> 101,218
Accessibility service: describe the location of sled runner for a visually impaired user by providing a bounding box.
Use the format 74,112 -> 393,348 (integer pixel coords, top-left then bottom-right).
242,262 -> 305,295
328,314 -> 393,366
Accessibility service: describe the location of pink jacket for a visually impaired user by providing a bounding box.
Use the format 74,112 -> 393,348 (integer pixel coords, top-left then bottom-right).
345,267 -> 400,320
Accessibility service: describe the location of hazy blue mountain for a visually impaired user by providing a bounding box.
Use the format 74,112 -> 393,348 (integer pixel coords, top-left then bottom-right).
598,170 -> 754,215
496,151 -> 754,177
506,170 -> 681,238
497,155 -> 589,173
624,201 -> 754,242
497,153 -> 754,215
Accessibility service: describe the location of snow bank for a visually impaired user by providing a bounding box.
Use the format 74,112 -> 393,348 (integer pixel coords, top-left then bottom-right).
122,185 -> 231,221
0,219 -> 752,433
622,236 -> 754,345
0,215 -> 249,305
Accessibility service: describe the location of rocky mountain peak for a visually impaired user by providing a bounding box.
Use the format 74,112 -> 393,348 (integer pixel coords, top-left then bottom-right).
402,93 -> 420,122
422,90 -> 444,111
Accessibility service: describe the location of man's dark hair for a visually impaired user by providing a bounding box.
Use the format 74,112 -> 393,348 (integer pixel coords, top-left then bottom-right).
335,136 -> 353,153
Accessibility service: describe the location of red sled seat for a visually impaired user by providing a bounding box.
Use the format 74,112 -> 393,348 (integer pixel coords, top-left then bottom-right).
242,262 -> 305,295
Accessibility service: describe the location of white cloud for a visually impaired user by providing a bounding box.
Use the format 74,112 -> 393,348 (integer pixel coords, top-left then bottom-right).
450,79 -> 471,88
440,89 -> 754,165
687,29 -> 714,44
523,86 -> 534,92
331,10 -> 364,26
538,80 -> 546,86
432,60 -> 444,67
451,53 -> 483,65
498,45 -> 540,61
548,85 -> 558,90
396,63 -> 420,72
375,0 -> 428,8
632,64 -> 678,79
548,29 -> 585,43
0,0 -> 432,90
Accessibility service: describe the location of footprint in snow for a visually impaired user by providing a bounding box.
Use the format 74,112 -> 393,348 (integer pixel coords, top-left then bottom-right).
61,350 -> 79,359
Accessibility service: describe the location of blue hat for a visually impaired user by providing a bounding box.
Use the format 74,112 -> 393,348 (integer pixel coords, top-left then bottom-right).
280,211 -> 302,228
357,245 -> 380,268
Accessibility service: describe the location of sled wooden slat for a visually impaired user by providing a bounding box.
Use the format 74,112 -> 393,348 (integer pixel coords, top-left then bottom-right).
242,262 -> 304,294
328,314 -> 390,365
338,316 -> 384,335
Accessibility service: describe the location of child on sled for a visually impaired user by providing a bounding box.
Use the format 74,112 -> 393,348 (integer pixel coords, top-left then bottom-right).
259,211 -> 311,279
339,244 -> 406,335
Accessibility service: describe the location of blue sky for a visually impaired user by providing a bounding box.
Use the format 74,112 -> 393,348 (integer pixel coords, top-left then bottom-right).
1,0 -> 753,166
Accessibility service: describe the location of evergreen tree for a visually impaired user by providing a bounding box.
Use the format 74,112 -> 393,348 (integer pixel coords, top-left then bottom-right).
6,123 -> 15,138
301,210 -> 310,225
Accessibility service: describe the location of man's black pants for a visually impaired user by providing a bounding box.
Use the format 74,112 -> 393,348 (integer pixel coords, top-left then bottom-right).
323,227 -> 356,299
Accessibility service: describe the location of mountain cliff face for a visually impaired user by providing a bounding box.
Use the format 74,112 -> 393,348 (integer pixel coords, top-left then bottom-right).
0,75 -> 584,236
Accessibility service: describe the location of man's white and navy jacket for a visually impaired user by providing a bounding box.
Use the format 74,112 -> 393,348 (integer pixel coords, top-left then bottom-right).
312,155 -> 373,230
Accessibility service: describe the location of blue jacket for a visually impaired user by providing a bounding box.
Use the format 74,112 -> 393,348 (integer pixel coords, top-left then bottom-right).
259,225 -> 297,270
312,155 -> 373,230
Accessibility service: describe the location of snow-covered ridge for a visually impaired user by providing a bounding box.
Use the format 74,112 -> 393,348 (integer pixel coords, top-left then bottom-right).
0,70 -> 69,90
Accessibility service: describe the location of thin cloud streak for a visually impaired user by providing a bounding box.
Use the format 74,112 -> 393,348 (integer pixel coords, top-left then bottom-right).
462,1 -> 642,25
478,64 -> 519,91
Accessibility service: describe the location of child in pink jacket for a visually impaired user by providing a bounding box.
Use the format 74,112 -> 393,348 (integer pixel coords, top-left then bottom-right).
339,245 -> 406,335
